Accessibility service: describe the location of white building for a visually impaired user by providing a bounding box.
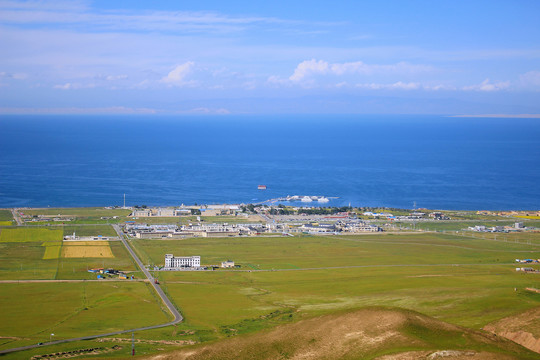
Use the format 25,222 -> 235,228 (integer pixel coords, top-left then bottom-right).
164,254 -> 201,268
221,260 -> 235,268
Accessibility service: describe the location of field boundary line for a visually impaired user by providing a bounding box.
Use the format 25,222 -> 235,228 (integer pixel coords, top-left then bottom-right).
0,225 -> 183,356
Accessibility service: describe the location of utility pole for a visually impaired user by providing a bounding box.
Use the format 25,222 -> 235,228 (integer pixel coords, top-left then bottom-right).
413,201 -> 417,230
132,332 -> 135,356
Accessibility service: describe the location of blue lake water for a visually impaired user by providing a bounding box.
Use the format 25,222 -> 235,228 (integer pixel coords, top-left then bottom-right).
0,114 -> 539,210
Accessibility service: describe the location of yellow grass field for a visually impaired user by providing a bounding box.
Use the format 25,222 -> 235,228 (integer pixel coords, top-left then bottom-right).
0,227 -> 62,243
43,245 -> 62,259
62,245 -> 114,258
63,241 -> 110,246
0,221 -> 13,226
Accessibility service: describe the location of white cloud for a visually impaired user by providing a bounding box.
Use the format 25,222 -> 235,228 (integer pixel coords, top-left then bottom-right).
53,83 -> 73,90
355,81 -> 421,90
519,71 -> 540,90
161,62 -> 195,86
53,82 -> 95,90
289,59 -> 329,81
0,106 -> 157,114
105,75 -> 128,81
426,84 -> 456,91
463,78 -> 510,92
178,107 -> 230,114
388,81 -> 420,90
287,59 -> 434,83
267,75 -> 289,86
0,0 -> 88,12
0,1 -> 288,34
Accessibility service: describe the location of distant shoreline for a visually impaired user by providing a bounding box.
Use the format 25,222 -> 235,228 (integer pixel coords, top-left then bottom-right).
451,114 -> 540,118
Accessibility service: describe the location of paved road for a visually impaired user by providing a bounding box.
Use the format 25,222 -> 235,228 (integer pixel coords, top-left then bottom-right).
11,208 -> 22,225
0,225 -> 183,356
113,224 -> 183,323
0,279 -> 148,283
218,262 -> 517,272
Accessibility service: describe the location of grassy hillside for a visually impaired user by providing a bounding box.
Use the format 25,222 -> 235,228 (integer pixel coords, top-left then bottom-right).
140,308 -> 539,360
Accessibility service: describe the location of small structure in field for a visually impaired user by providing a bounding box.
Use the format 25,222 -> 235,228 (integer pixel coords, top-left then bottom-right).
221,260 -> 235,268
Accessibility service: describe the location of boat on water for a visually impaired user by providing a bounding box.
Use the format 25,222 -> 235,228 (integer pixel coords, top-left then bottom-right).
258,185 -> 267,190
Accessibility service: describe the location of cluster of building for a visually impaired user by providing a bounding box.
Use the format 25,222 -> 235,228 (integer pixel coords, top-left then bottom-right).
477,210 -> 540,217
293,220 -> 381,234
362,212 -> 395,218
515,258 -> 540,263
124,218 -> 382,238
88,268 -> 133,279
130,205 -> 241,218
19,213 -> 74,223
125,222 -> 287,238
468,222 -> 527,232
64,232 -> 116,241
361,211 -> 450,220
427,212 -> 451,220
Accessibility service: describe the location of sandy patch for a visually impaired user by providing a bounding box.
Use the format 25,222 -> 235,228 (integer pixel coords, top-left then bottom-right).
139,308 -> 531,360
376,350 -> 515,360
63,241 -> 110,246
97,337 -> 195,346
484,306 -> 540,354
141,309 -> 413,360
62,245 -> 114,258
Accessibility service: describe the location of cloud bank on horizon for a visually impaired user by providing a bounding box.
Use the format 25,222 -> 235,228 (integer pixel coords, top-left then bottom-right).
0,0 -> 539,115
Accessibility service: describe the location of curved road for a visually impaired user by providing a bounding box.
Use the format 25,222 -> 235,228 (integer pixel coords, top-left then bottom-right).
0,225 -> 182,356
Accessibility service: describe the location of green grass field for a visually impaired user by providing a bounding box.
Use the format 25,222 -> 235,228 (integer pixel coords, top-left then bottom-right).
395,220 -> 540,232
125,233 -> 540,342
61,224 -> 117,237
0,209 -> 14,222
56,241 -> 139,280
19,207 -> 132,226
469,231 -> 540,246
0,282 -> 170,352
1,220 -> 540,359
0,227 -> 62,243
19,207 -> 132,217
0,227 -> 137,280
131,233 -> 539,269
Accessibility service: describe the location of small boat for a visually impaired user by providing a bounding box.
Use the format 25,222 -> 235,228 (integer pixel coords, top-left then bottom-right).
258,185 -> 267,190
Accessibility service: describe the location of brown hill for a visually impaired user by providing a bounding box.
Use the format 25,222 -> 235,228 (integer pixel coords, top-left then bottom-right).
484,306 -> 540,354
141,308 -> 537,360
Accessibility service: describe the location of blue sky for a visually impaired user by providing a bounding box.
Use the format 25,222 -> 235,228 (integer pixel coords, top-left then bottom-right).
0,0 -> 539,115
